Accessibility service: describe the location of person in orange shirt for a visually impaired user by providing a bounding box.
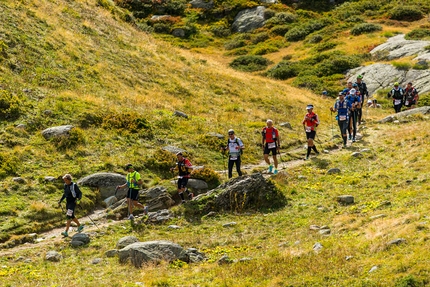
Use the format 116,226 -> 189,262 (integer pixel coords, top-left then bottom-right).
302,104 -> 320,160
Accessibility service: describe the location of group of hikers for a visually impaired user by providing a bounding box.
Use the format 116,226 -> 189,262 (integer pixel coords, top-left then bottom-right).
58,75 -> 420,236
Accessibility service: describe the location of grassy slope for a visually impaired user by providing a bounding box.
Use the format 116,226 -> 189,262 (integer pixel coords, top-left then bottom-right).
1,0 -> 429,286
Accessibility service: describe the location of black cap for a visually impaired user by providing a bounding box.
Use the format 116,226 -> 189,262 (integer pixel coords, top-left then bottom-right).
125,164 -> 133,169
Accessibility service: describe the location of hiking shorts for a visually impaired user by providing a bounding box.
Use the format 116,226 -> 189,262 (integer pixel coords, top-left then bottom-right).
264,143 -> 278,155
404,99 -> 415,107
127,188 -> 140,201
65,202 -> 76,219
178,177 -> 189,189
306,130 -> 316,140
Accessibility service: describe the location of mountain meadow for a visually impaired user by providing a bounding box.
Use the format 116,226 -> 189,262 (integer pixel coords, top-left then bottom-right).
1,0 -> 430,286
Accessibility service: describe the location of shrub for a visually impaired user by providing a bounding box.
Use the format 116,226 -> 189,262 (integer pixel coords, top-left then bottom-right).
285,20 -> 328,42
50,127 -> 86,150
413,61 -> 429,70
210,25 -> 231,38
315,55 -> 361,76
308,34 -> 323,43
224,39 -> 247,50
388,6 -> 423,22
405,29 -> 430,40
251,32 -> 269,44
313,41 -> 337,52
392,61 -> 411,71
350,23 -> 382,36
418,93 -> 430,107
229,55 -> 271,72
102,111 -> 152,136
153,23 -> 171,34
191,167 -> 221,190
270,25 -> 289,36
250,44 -> 279,56
78,111 -> 104,128
267,61 -> 299,80
0,153 -> 19,179
144,148 -> 177,178
263,9 -> 276,20
0,90 -> 22,121
266,12 -> 297,26
345,15 -> 364,23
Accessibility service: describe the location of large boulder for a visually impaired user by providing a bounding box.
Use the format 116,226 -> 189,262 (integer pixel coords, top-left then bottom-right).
370,34 -> 430,61
189,0 -> 214,9
195,173 -> 287,213
78,173 -> 126,199
378,106 -> 430,123
232,6 -> 266,33
42,125 -> 74,140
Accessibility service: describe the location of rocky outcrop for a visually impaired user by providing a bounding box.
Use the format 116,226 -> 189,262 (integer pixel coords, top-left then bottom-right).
370,34 -> 430,61
78,173 -> 126,199
378,106 -> 430,123
232,6 -> 266,33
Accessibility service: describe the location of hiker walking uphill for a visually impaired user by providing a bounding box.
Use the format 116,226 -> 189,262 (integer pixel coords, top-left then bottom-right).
404,82 -> 419,110
302,104 -> 320,160
222,129 -> 244,179
262,119 -> 280,174
346,87 -> 361,142
116,164 -> 148,220
58,174 -> 84,237
355,75 -> 368,124
170,152 -> 194,204
390,82 -> 404,113
330,92 -> 352,148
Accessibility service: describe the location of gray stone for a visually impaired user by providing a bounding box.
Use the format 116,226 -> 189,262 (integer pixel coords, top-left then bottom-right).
207,132 -> 225,139
351,152 -> 363,158
105,250 -> 118,257
71,233 -> 90,248
16,124 -> 26,129
117,236 -> 140,249
168,225 -> 181,229
260,0 -> 277,3
370,34 -> 430,61
13,177 -> 26,184
118,240 -> 190,267
218,255 -> 233,265
387,238 -> 406,246
162,145 -> 187,155
44,176 -> 57,182
239,257 -> 253,262
313,242 -> 323,252
41,125 -> 73,140
147,209 -> 174,224
369,266 -> 378,273
189,0 -> 214,9
232,6 -> 266,33
345,256 -> 353,261
45,251 -> 62,262
172,28 -> 185,38
327,168 -> 341,174
223,222 -> 237,227
298,175 -> 307,180
78,173 -> 127,199
337,195 -> 354,205
140,186 -> 169,200
92,258 -> 102,264
187,178 -> 208,190
186,248 -> 207,263
309,225 -> 320,230
360,148 -> 371,153
43,110 -> 53,116
174,110 -> 188,118
370,214 -> 386,220
151,15 -> 171,21
279,122 -> 292,129
145,194 -> 175,211
104,195 -> 118,207
319,229 -> 331,235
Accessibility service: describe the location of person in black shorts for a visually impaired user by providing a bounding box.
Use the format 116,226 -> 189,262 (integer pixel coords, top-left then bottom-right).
302,104 -> 320,160
170,152 -> 194,204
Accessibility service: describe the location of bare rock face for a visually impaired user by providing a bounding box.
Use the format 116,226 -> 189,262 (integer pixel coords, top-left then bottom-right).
232,6 -> 266,33
78,173 -> 126,199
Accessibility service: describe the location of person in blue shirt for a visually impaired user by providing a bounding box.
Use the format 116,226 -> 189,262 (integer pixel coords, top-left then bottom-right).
345,87 -> 361,142
330,92 -> 353,148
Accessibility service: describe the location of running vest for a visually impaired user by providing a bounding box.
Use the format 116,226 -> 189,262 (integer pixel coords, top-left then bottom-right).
391,88 -> 403,100
178,159 -> 191,177
126,171 -> 140,189
262,127 -> 278,143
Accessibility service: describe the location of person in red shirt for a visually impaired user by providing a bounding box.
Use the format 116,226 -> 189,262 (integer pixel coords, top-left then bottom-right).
302,104 -> 320,160
170,152 -> 194,204
262,119 -> 280,174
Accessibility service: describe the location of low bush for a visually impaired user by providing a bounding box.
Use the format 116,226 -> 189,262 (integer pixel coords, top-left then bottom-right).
313,41 -> 337,52
229,55 -> 271,72
388,5 -> 423,22
350,23 -> 382,35
267,61 -> 299,80
392,61 -> 411,71
102,111 -> 152,136
269,25 -> 290,36
285,19 -> 328,42
405,28 -> 430,40
50,127 -> 87,150
308,34 -> 323,43
413,61 -> 429,70
153,23 -> 171,34
224,38 -> 247,50
144,148 -> 177,178
191,167 -> 221,190
251,32 -> 269,44
210,25 -> 231,38
0,90 -> 22,121
250,44 -> 279,56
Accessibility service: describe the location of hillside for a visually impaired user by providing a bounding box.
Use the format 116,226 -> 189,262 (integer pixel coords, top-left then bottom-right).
1,0 -> 430,286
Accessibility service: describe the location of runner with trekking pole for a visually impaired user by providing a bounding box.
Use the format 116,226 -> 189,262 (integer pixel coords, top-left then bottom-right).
330,92 -> 353,148
58,174 -> 84,237
170,152 -> 194,204
221,129 -> 244,179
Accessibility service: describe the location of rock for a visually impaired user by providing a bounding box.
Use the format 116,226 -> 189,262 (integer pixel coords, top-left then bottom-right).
351,152 -> 363,158
370,214 -> 386,220
41,125 -> 73,140
218,255 -> 233,265
186,248 -> 206,263
43,110 -> 53,116
370,34 -> 430,61
187,179 -> 208,190
174,110 -> 188,118
279,122 -> 292,129
239,257 -> 253,262
189,0 -> 214,9
118,240 -> 192,267
195,173 -> 287,213
223,222 -> 237,227
387,238 -> 406,246
45,251 -> 62,262
151,15 -> 171,21
309,225 -> 320,230
368,266 -> 378,273
206,132 -> 224,139
345,256 -> 353,261
71,233 -> 90,248
147,209 -> 174,224
140,186 -> 169,200
172,28 -> 185,38
16,124 -> 26,129
232,6 -> 266,33
105,250 -> 118,257
298,175 -> 307,180
162,145 -> 187,155
319,229 -> 331,235
313,242 -> 323,252
12,177 -> 26,184
117,236 -> 140,249
337,195 -> 354,205
44,176 -> 57,182
145,194 -> 175,211
92,258 -> 102,264
78,173 -> 127,199
360,148 -> 371,153
327,168 -> 341,175
168,225 -> 181,229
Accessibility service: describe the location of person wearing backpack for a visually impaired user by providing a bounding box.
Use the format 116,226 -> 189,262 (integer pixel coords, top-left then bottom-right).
404,82 -> 419,110
330,92 -> 353,148
355,75 -> 368,124
346,88 -> 361,142
390,82 -> 404,113
262,119 -> 280,174
117,164 -> 148,220
170,152 -> 194,204
58,174 -> 84,237
302,104 -> 320,160
222,129 -> 244,178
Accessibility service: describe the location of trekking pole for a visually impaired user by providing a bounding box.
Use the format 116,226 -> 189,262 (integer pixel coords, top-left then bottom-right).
330,110 -> 334,141
78,204 -> 100,230
221,150 -> 227,180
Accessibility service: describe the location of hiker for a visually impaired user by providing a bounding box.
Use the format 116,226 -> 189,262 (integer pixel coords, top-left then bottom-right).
116,164 -> 148,220
58,174 -> 84,237
404,82 -> 419,110
262,119 -> 280,174
370,99 -> 381,108
390,82 -> 404,113
222,129 -> 244,178
330,92 -> 353,148
355,75 -> 368,124
170,152 -> 194,204
346,88 -> 361,142
302,104 -> 320,160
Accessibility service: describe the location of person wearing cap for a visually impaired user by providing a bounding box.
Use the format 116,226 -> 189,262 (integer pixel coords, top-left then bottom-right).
404,82 -> 419,110
222,129 -> 244,178
117,164 -> 148,220
355,75 -> 368,124
170,153 -> 194,204
346,87 -> 361,142
58,174 -> 84,237
390,82 -> 404,113
302,104 -> 320,160
262,119 -> 280,174
330,92 -> 353,148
